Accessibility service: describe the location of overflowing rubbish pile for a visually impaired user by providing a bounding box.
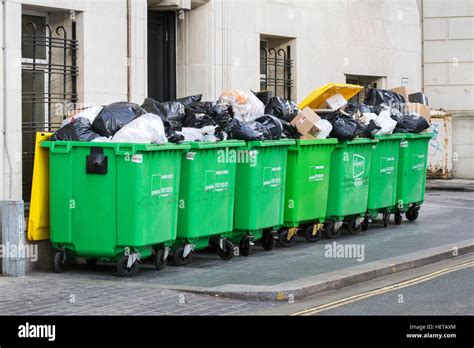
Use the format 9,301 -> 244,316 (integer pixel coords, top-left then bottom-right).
50,85 -> 431,144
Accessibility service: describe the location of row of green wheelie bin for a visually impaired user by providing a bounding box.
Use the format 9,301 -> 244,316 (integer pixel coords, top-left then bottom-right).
42,132 -> 432,276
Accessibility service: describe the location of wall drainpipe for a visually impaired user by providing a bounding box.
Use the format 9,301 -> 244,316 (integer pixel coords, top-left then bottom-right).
2,0 -> 13,199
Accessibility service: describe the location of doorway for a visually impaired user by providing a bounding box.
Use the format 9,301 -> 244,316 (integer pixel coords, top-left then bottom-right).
147,11 -> 176,102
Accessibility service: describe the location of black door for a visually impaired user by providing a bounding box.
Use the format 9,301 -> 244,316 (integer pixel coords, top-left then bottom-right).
148,12 -> 176,102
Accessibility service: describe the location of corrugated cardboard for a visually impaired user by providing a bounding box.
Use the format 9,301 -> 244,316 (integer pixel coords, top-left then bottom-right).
406,103 -> 431,122
390,86 -> 414,102
291,107 -> 321,137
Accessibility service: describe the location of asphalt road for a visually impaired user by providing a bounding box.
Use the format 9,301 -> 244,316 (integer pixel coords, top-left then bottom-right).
260,255 -> 473,316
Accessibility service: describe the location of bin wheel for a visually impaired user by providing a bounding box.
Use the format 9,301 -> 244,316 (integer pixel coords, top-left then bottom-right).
217,240 -> 234,261
173,245 -> 193,266
117,256 -> 139,277
361,217 -> 370,232
322,221 -> 340,239
86,258 -> 98,269
347,219 -> 362,235
394,211 -> 403,225
54,250 -> 66,273
154,248 -> 168,270
383,211 -> 390,227
278,229 -> 297,247
303,224 -> 322,243
239,236 -> 252,257
406,206 -> 419,222
262,230 -> 275,251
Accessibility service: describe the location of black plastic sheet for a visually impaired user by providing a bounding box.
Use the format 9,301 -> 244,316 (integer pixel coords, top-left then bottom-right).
92,102 -> 145,137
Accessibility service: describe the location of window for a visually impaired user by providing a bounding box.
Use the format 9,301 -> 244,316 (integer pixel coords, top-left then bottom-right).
259,36 -> 294,100
21,12 -> 79,202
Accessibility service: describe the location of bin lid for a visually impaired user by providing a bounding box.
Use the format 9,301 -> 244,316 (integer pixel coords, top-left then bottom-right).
42,141 -> 191,154
294,138 -> 339,146
338,138 -> 379,146
247,139 -> 296,148
401,132 -> 434,139
298,83 -> 363,110
374,133 -> 406,140
187,140 -> 246,149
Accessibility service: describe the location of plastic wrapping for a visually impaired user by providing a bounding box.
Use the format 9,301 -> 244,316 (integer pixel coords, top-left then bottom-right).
376,109 -> 397,135
178,126 -> 219,142
61,106 -> 104,127
92,102 -> 145,137
264,97 -> 300,122
315,119 -> 333,139
393,114 -> 430,133
359,113 -> 378,125
218,89 -> 265,122
230,119 -> 271,141
111,113 -> 168,144
254,115 -> 283,140
52,118 -> 100,141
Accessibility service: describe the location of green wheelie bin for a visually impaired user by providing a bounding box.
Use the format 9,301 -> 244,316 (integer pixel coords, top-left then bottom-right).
172,140 -> 245,265
324,138 -> 378,238
364,134 -> 405,229
279,138 -> 338,246
232,139 -> 295,255
391,133 -> 433,224
42,141 -> 188,276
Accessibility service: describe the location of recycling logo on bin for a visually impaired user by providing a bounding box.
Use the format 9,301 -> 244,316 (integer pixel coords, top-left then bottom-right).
352,154 -> 366,187
263,166 -> 282,187
151,174 -> 174,197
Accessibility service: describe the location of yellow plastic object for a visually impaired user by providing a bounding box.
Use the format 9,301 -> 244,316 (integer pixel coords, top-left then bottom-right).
298,83 -> 364,110
28,132 -> 52,241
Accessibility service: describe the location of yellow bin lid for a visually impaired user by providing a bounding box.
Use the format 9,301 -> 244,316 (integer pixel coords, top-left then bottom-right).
298,83 -> 364,110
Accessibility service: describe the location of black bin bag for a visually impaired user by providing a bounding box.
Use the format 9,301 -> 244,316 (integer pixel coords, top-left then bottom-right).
51,118 -> 100,141
92,102 -> 145,137
210,102 -> 234,133
264,97 -> 299,122
364,89 -> 406,109
255,115 -> 283,140
394,114 -> 430,133
229,119 -> 271,141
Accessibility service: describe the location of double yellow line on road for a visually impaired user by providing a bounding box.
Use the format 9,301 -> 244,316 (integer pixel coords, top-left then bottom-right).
290,260 -> 474,316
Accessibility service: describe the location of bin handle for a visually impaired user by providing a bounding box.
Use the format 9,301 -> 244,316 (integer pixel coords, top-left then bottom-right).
115,144 -> 136,156
51,142 -> 71,153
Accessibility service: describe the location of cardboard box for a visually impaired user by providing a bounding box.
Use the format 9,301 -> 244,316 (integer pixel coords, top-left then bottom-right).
299,134 -> 317,140
406,103 -> 431,122
326,93 -> 348,110
291,107 -> 321,137
390,86 -> 414,102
